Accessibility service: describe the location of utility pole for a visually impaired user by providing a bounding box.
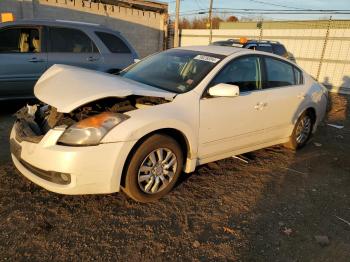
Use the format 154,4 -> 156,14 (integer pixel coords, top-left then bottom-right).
174,0 -> 181,47
208,0 -> 214,44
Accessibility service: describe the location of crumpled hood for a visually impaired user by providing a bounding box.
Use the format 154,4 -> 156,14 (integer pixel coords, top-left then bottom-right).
34,64 -> 176,113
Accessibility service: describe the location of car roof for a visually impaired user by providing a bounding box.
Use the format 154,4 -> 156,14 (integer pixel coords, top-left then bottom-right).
175,45 -> 302,69
175,45 -> 245,56
214,39 -> 282,45
0,19 -> 117,31
245,41 -> 282,45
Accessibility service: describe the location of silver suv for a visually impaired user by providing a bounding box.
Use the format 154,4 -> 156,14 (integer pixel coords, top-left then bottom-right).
0,19 -> 138,100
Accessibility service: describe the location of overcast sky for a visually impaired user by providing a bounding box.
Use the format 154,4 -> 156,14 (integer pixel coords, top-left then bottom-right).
163,0 -> 350,20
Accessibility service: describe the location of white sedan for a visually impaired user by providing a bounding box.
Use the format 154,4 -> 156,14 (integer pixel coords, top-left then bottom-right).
10,46 -> 328,202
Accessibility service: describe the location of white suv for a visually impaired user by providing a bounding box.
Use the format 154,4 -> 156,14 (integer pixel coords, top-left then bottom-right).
10,46 -> 328,202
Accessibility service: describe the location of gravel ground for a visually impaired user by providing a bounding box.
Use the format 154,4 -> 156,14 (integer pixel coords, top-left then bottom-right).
0,94 -> 349,261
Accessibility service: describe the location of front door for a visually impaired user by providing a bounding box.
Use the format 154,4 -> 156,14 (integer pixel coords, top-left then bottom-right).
198,55 -> 271,160
0,26 -> 47,98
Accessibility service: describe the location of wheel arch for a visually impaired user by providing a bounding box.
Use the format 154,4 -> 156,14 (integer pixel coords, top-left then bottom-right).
119,128 -> 192,188
305,107 -> 317,123
292,106 -> 318,137
295,106 -> 317,125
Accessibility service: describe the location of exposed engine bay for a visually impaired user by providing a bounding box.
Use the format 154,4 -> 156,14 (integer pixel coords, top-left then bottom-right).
14,96 -> 170,143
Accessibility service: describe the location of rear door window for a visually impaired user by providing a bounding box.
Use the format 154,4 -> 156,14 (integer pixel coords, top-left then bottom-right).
256,44 -> 273,53
264,57 -> 296,88
0,27 -> 41,53
95,32 -> 131,53
49,27 -> 97,53
272,44 -> 288,57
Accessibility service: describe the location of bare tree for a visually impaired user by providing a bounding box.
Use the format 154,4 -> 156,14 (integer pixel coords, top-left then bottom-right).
179,15 -> 234,29
226,15 -> 239,22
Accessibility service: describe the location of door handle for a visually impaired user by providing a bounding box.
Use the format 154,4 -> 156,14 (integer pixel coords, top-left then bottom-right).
254,102 -> 268,110
87,56 -> 98,62
28,58 -> 45,63
297,93 -> 306,99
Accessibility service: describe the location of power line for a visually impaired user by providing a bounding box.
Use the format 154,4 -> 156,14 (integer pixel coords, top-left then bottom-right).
194,0 -> 206,10
246,0 -> 305,10
169,8 -> 350,16
175,11 -> 350,16
170,8 -> 350,15
214,8 -> 350,12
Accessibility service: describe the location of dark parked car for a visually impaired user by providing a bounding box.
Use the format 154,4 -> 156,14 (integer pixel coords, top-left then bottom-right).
0,19 -> 138,100
212,39 -> 291,59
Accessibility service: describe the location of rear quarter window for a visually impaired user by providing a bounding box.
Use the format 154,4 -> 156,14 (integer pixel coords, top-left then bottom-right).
95,32 -> 131,53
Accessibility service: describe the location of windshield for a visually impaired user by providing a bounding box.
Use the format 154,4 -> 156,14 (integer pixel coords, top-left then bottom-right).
120,49 -> 225,93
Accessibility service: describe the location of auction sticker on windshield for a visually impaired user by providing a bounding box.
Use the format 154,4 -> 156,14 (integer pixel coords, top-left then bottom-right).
194,55 -> 220,63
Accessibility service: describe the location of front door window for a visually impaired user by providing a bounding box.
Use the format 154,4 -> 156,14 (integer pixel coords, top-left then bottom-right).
0,27 -> 41,53
209,56 -> 262,93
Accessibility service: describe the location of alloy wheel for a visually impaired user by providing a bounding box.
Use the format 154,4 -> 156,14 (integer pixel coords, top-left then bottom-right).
137,148 -> 177,194
295,115 -> 312,145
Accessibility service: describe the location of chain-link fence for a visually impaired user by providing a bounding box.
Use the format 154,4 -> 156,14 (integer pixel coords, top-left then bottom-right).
179,19 -> 350,94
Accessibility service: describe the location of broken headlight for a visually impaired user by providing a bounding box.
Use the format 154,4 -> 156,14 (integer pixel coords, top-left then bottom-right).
58,112 -> 129,146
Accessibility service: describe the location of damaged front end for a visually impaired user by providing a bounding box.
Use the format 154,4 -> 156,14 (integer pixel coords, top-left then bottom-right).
10,64 -> 177,194
14,96 -> 170,146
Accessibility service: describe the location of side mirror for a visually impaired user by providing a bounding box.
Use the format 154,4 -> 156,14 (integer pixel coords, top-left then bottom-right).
208,83 -> 240,97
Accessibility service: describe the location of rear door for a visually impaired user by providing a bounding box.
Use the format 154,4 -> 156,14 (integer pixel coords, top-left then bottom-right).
0,26 -> 47,98
47,27 -> 101,71
258,56 -> 306,139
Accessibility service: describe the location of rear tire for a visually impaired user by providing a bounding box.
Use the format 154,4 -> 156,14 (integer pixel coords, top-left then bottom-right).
123,134 -> 183,202
284,111 -> 314,150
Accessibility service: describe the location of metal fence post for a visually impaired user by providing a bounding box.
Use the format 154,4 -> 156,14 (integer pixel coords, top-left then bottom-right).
258,20 -> 263,41
316,16 -> 332,81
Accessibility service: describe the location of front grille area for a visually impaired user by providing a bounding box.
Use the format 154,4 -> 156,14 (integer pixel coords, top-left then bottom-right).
12,106 -> 71,186
14,120 -> 43,144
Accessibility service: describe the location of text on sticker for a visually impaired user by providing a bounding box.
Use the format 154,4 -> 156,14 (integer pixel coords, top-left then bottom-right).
194,55 -> 220,63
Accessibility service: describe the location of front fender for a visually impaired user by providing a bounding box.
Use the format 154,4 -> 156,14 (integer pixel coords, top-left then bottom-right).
103,118 -> 197,158
101,95 -> 199,159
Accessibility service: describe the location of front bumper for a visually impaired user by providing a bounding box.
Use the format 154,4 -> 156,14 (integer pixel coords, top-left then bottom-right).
10,122 -> 136,195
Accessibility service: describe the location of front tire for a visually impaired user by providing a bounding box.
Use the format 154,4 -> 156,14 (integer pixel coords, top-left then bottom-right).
123,134 -> 183,202
285,111 -> 314,150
